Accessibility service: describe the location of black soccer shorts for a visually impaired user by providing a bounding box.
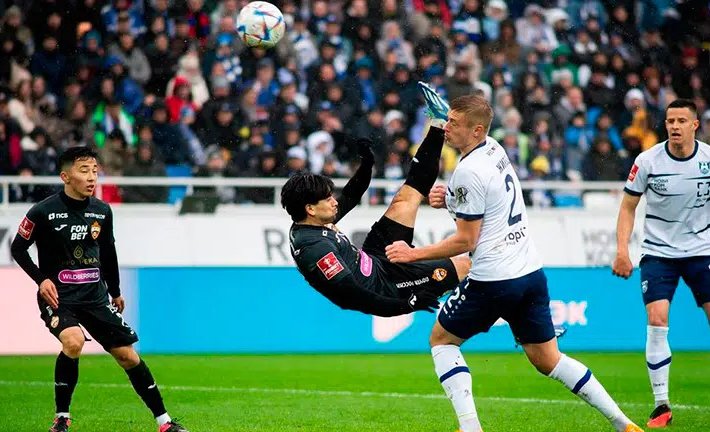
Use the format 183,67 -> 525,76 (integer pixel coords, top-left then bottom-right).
38,294 -> 139,351
362,216 -> 460,297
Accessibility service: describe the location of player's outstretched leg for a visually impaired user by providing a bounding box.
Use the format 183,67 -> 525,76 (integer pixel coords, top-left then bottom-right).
431,323 -> 483,432
111,346 -> 189,432
525,340 -> 642,431
50,328 -> 85,431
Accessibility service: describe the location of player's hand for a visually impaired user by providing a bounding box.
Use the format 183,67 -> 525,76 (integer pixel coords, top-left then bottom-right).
111,296 -> 125,313
407,290 -> 441,313
612,254 -> 634,279
385,240 -> 417,263
39,279 -> 59,309
429,184 -> 447,209
356,137 -> 375,164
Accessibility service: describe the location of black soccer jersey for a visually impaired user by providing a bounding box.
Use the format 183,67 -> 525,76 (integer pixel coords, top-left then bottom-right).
11,191 -> 120,306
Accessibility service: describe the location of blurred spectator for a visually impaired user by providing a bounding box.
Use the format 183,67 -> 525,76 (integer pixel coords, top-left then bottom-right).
582,136 -> 625,181
242,151 -> 285,204
29,34 -> 67,96
145,32 -> 177,96
99,129 -> 131,176
284,145 -> 308,176
194,147 -> 238,203
483,0 -> 509,41
93,97 -> 135,148
515,4 -> 557,54
165,76 -> 196,123
102,0 -> 147,39
699,111 -> 710,144
564,111 -> 593,177
8,79 -> 39,134
105,55 -> 145,114
122,140 -> 168,203
149,100 -> 190,165
166,52 -> 210,108
376,21 -> 415,70
108,32 -> 152,86
623,107 -> 659,151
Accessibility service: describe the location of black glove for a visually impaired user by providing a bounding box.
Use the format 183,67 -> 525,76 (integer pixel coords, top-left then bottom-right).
406,290 -> 441,313
356,137 -> 375,164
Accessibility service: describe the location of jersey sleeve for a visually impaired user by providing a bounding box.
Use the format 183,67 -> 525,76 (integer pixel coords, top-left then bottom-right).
296,242 -> 410,317
10,204 -> 46,285
99,205 -> 121,298
449,167 -> 488,220
624,155 -> 648,196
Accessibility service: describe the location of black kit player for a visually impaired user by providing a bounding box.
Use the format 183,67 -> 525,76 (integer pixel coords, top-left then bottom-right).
281,122 -> 471,317
10,147 -> 188,432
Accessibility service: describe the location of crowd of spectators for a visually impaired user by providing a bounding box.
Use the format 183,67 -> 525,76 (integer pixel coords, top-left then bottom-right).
0,0 -> 709,205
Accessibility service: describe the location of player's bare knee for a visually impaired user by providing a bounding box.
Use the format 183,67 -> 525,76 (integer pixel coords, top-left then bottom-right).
429,322 -> 461,347
62,337 -> 84,357
111,347 -> 140,369
647,310 -> 669,327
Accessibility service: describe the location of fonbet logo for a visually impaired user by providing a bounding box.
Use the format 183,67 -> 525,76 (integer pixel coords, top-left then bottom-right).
70,225 -> 89,240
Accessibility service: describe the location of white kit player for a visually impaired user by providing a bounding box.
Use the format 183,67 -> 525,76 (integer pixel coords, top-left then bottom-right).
386,85 -> 643,432
613,98 -> 710,428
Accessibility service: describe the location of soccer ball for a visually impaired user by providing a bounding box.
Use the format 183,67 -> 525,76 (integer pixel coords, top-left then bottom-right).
236,1 -> 286,49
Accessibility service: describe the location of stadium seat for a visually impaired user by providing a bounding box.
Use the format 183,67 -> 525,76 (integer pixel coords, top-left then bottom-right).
165,165 -> 193,204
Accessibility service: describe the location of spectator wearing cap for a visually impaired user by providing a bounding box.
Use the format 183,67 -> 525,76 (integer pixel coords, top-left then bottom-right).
342,56 -> 378,114
108,32 -> 152,86
515,4 -> 558,54
166,52 -> 210,108
285,145 -> 308,176
165,75 -> 197,123
145,32 -> 178,96
319,14 -> 353,68
482,0 -> 509,41
150,99 -> 191,165
105,54 -> 145,114
618,88 -> 645,131
543,44 -> 578,87
376,21 -> 415,70
101,0 -> 147,38
622,104 -> 658,151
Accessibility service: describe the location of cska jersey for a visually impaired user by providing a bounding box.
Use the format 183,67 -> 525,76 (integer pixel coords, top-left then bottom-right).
624,140 -> 710,258
445,136 -> 542,281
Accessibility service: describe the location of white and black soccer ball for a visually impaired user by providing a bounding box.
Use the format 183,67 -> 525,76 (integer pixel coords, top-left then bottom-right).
236,1 -> 286,49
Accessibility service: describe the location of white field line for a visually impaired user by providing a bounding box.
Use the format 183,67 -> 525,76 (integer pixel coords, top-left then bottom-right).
0,380 -> 707,411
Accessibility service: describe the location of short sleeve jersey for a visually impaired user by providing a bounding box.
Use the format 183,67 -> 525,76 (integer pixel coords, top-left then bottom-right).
624,140 -> 710,258
445,136 -> 542,281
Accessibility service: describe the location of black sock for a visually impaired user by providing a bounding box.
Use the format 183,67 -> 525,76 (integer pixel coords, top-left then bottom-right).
404,127 -> 445,196
126,359 -> 167,418
54,352 -> 79,414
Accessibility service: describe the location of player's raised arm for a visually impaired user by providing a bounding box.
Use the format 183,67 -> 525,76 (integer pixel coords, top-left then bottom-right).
334,138 -> 375,223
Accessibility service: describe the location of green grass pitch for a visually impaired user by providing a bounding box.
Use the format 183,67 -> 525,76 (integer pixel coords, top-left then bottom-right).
1,352 -> 708,431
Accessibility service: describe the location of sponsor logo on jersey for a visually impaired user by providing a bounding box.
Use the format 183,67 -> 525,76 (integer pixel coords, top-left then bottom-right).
699,161 -> 710,175
73,245 -> 83,259
359,250 -> 372,277
50,316 -> 60,329
628,164 -> 639,181
432,268 -> 448,282
395,276 -> 430,289
69,225 -> 89,240
48,213 -> 68,220
18,217 -> 35,240
84,212 -> 106,219
316,252 -> 345,280
58,268 -> 100,284
54,224 -> 67,231
91,221 -> 101,240
455,186 -> 469,203
504,226 -> 527,245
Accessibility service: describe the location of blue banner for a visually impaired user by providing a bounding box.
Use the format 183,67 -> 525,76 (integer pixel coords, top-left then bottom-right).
134,267 -> 709,354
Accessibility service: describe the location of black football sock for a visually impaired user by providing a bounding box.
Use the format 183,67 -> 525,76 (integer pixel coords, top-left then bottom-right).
404,127 -> 445,196
126,359 -> 168,417
55,352 -> 79,414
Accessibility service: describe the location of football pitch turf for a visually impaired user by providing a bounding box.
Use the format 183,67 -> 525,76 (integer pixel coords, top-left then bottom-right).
1,353 -> 708,431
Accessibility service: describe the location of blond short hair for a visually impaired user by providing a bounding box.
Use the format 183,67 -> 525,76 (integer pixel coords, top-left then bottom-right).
450,94 -> 494,131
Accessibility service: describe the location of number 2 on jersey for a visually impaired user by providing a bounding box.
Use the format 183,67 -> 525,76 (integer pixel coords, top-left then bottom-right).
504,174 -> 522,226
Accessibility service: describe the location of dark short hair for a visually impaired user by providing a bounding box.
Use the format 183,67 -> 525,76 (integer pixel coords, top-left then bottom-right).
59,146 -> 98,171
666,98 -> 697,117
281,172 -> 334,222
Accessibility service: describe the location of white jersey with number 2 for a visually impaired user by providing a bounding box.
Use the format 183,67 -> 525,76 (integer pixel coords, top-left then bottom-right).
445,136 -> 542,281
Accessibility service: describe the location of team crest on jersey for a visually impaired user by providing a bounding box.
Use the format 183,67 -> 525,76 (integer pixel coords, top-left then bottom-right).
90,221 -> 101,240
455,186 -> 469,203
17,216 -> 35,240
699,161 -> 710,175
432,268 -> 448,282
